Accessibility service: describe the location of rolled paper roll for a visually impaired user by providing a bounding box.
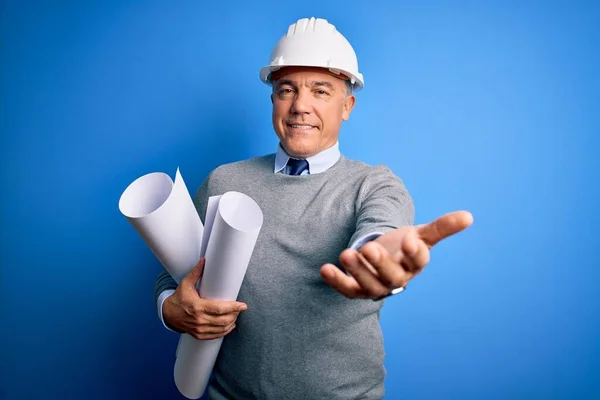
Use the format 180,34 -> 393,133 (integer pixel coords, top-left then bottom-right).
118,168 -> 203,283
174,191 -> 263,399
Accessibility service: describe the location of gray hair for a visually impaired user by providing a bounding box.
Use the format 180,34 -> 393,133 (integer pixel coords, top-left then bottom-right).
344,79 -> 353,96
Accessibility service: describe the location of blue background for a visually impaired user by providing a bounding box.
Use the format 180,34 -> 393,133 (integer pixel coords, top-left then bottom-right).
1,1 -> 599,399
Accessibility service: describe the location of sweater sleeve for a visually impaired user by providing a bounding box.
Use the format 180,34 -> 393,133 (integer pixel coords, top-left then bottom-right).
348,165 -> 415,248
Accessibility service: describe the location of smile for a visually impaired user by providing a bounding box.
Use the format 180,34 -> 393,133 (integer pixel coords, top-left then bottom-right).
288,124 -> 316,130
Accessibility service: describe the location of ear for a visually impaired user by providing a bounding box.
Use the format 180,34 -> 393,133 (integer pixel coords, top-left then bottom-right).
342,94 -> 356,121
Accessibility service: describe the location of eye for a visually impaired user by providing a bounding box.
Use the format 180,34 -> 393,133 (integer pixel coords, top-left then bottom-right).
315,89 -> 330,96
277,88 -> 295,97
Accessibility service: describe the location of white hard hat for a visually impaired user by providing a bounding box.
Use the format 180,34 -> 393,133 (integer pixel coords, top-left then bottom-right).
259,17 -> 364,92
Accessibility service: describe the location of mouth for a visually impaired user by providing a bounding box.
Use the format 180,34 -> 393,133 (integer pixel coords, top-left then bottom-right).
286,123 -> 317,131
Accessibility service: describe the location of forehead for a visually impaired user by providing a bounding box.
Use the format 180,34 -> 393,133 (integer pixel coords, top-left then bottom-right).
271,67 -> 347,88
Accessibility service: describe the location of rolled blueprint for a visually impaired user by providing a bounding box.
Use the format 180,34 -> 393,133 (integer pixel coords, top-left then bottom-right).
118,168 -> 203,283
174,191 -> 263,399
118,168 -> 263,399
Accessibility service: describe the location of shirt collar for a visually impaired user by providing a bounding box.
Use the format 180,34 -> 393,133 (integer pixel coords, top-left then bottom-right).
274,142 -> 341,175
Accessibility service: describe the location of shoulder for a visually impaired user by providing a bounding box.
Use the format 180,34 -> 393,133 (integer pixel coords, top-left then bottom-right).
339,156 -> 409,191
340,155 -> 413,217
206,154 -> 275,183
193,154 -> 274,209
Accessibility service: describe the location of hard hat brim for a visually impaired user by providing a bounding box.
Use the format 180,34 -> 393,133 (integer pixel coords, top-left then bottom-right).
260,65 -> 364,92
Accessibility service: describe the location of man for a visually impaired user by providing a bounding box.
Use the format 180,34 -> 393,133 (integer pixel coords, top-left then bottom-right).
155,17 -> 473,399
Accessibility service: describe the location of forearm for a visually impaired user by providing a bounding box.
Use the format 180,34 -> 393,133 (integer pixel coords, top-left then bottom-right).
348,166 -> 414,247
154,268 -> 178,306
154,269 -> 178,331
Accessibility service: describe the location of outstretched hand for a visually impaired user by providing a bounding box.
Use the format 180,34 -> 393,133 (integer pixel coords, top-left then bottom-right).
320,210 -> 474,299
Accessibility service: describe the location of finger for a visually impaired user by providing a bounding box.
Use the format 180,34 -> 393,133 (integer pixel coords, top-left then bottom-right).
193,325 -> 227,335
194,320 -> 237,335
193,333 -> 223,340
210,322 -> 236,338
400,229 -> 419,258
401,234 -> 430,272
181,257 -> 205,288
223,320 -> 236,333
203,299 -> 247,315
320,263 -> 365,298
417,210 -> 474,248
340,249 -> 389,299
360,241 -> 408,288
223,322 -> 236,336
218,323 -> 237,338
205,312 -> 240,328
192,323 -> 236,340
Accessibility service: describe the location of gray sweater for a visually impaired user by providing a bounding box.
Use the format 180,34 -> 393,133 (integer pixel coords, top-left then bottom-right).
155,153 -> 414,400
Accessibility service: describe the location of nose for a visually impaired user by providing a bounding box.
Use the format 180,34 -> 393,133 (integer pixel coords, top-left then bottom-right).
290,89 -> 311,115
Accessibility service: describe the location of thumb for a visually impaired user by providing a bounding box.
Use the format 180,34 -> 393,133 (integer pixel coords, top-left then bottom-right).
417,210 -> 474,248
182,257 -> 205,288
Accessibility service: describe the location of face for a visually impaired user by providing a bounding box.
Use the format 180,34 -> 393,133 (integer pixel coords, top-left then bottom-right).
270,67 -> 356,158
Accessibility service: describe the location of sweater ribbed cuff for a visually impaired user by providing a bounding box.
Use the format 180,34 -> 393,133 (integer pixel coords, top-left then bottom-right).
350,231 -> 384,251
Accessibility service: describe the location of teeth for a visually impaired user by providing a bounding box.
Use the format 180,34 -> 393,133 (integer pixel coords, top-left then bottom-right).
290,125 -> 313,129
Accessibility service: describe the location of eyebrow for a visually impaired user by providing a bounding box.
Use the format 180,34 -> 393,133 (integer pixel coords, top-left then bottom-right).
275,79 -> 336,90
312,81 -> 335,89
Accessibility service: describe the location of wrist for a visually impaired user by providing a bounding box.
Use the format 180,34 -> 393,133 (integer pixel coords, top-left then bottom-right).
157,289 -> 178,333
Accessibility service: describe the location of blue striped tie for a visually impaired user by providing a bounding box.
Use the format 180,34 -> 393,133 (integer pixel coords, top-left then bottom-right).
287,158 -> 309,176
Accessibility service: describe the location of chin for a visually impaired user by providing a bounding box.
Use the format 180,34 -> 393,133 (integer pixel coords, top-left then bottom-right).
283,141 -> 315,158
